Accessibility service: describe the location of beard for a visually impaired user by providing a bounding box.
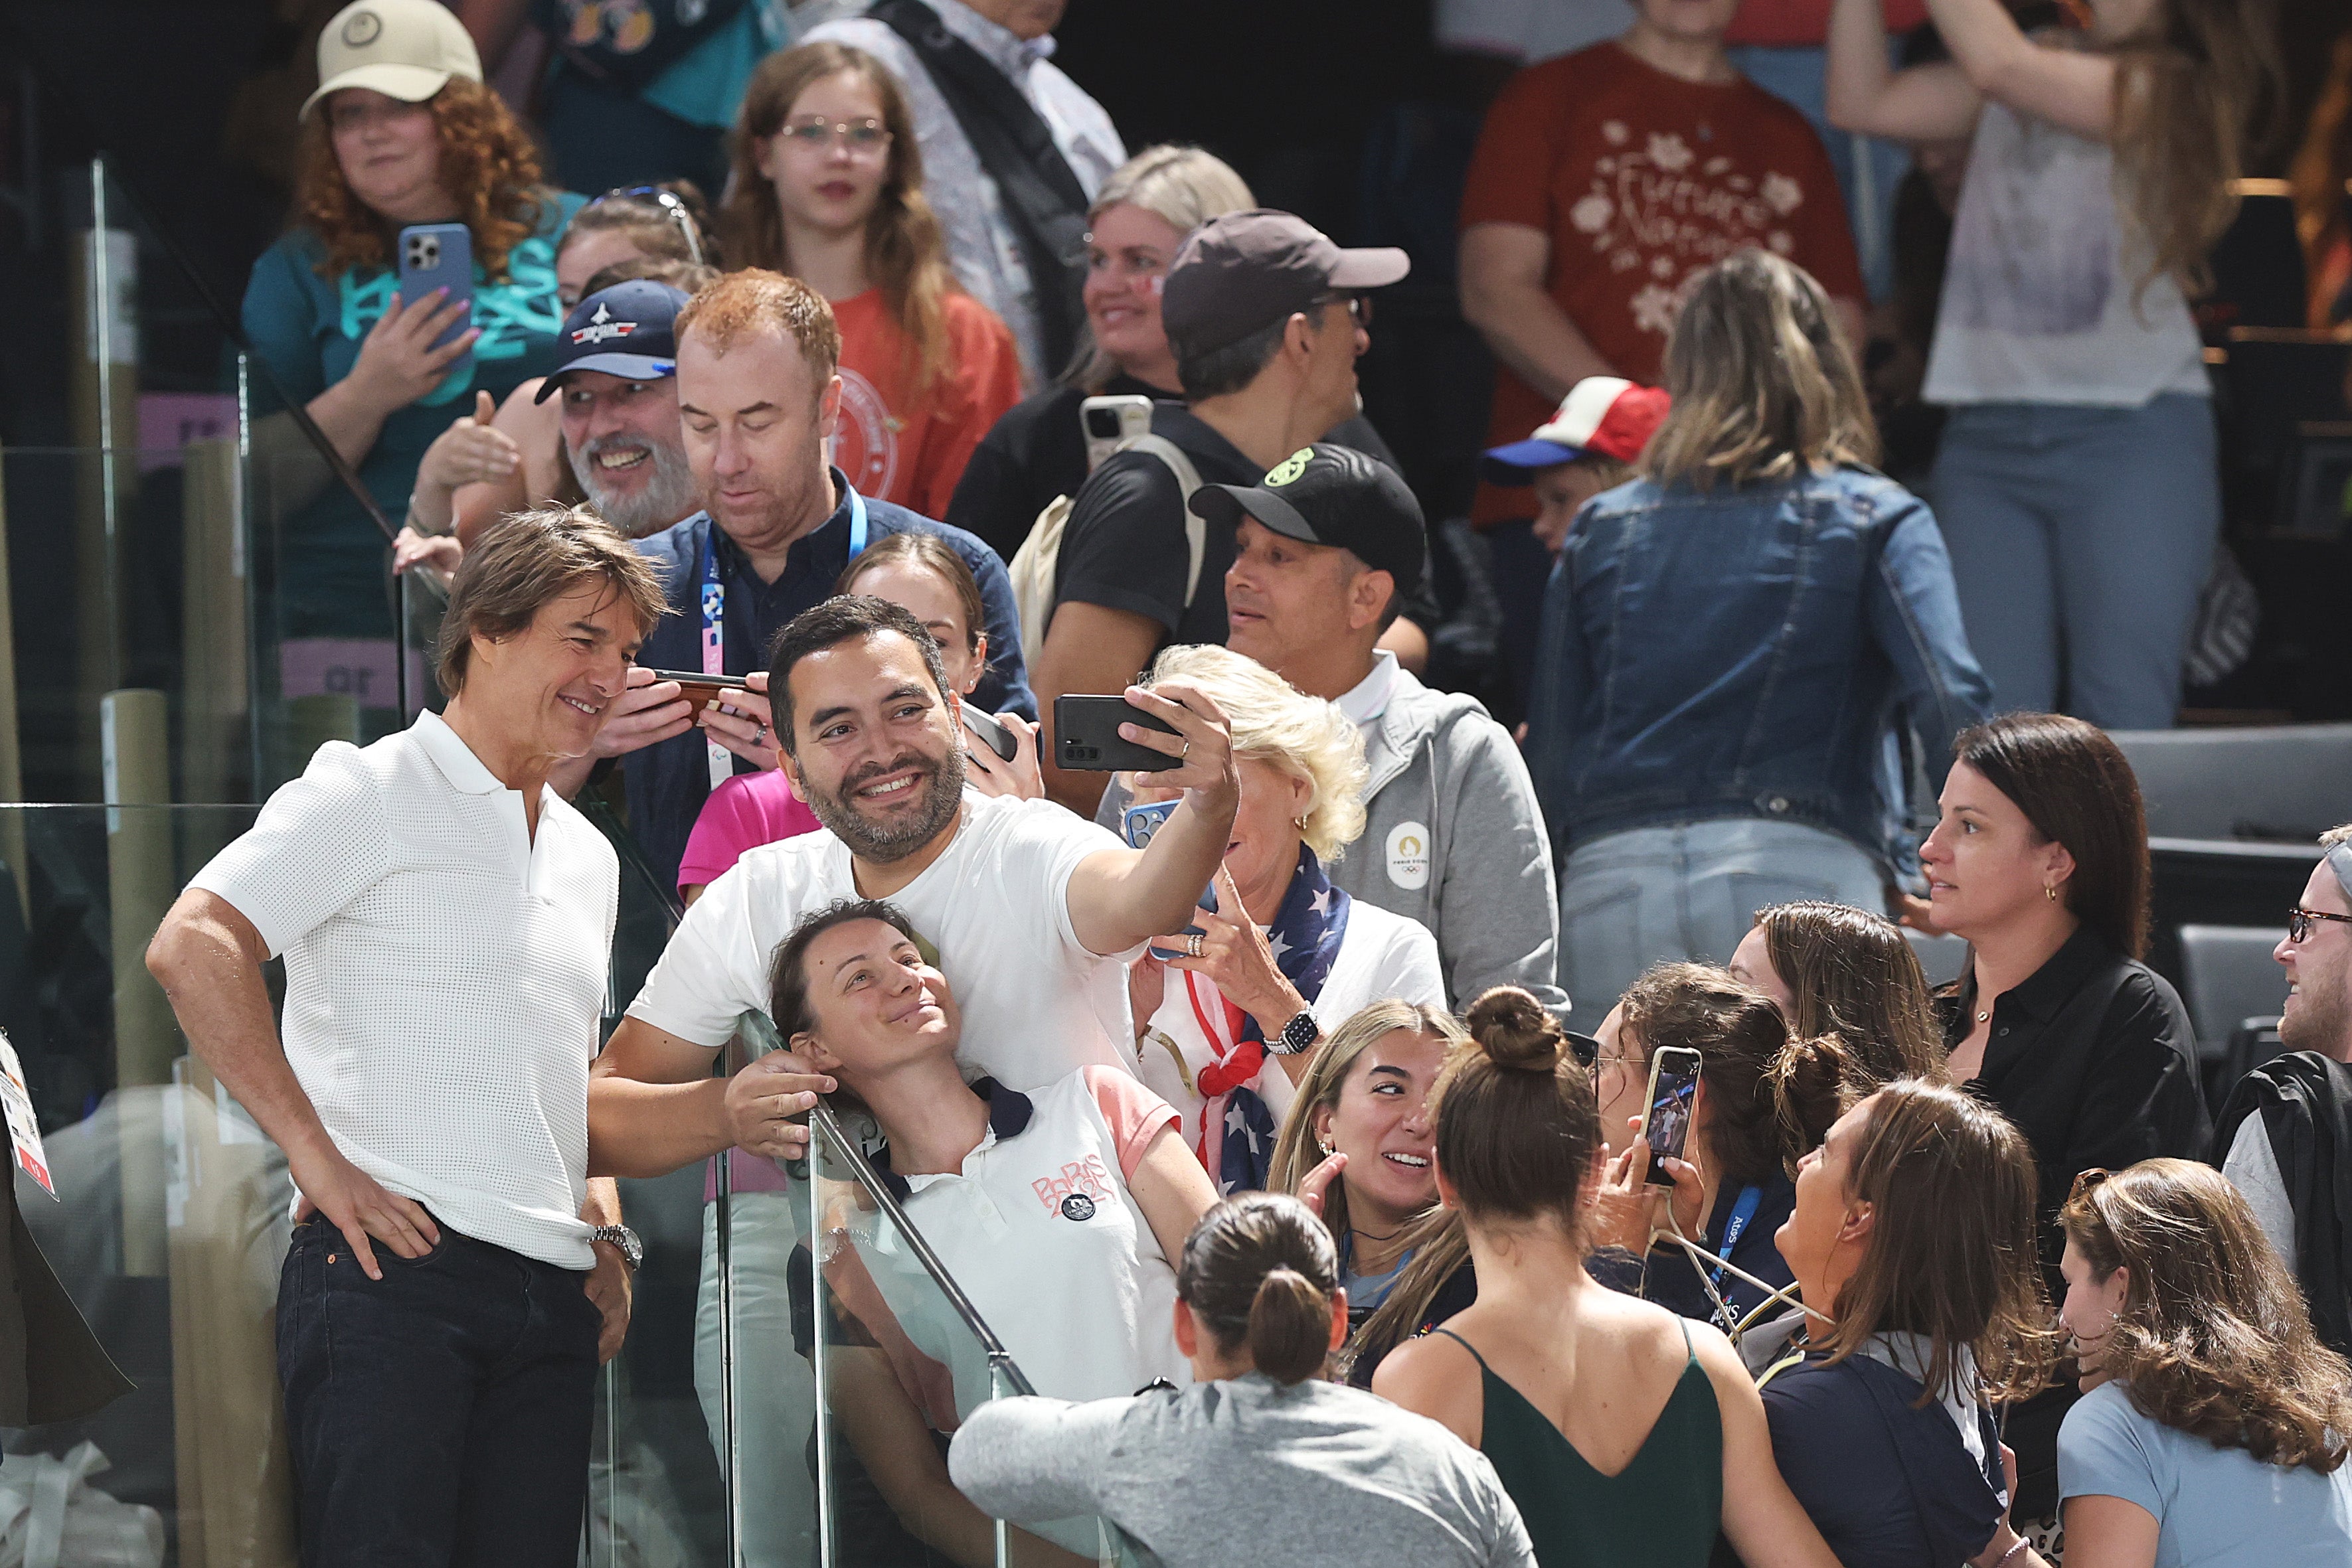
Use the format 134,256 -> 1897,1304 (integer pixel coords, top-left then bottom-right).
804,744 -> 967,863
570,431 -> 700,538
2280,965 -> 2352,1058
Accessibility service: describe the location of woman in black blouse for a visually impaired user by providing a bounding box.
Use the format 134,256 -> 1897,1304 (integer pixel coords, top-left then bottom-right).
1911,710 -> 2209,1527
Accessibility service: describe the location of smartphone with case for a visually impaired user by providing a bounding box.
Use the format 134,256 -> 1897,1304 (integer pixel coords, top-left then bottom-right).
396,222 -> 475,382
1080,394 -> 1153,472
1055,694 -> 1181,772
1122,800 -> 1217,959
960,704 -> 1017,762
1639,1046 -> 1703,1188
645,668 -> 749,712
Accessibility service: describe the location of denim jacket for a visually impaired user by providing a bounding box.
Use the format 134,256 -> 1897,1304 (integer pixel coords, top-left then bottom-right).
1525,465 -> 1990,883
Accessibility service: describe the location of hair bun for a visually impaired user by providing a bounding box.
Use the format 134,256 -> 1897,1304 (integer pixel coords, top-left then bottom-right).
1466,986 -> 1564,1071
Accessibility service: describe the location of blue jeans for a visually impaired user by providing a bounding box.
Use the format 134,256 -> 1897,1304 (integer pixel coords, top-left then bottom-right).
1930,394 -> 2219,730
1558,819 -> 1887,1016
277,1217 -> 602,1568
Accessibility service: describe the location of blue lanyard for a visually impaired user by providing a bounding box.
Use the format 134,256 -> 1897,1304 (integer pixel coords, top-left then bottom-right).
1711,1184 -> 1765,1290
697,486 -> 869,667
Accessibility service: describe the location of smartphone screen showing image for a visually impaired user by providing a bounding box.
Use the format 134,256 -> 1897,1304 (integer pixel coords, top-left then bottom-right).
1641,1047 -> 1702,1188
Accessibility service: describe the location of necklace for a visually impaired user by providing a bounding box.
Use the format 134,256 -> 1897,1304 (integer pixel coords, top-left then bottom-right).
1351,1223 -> 1411,1245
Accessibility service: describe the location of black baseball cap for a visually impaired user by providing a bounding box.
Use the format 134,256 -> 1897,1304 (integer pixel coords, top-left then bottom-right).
1161,210 -> 1409,362
1190,443 -> 1426,593
535,279 -> 688,400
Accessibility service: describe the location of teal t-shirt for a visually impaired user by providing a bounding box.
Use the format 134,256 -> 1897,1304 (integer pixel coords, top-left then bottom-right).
2058,1380 -> 2352,1567
240,189 -> 586,639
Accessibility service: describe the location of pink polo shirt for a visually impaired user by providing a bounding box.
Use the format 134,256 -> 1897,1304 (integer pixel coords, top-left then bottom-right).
678,769 -> 823,895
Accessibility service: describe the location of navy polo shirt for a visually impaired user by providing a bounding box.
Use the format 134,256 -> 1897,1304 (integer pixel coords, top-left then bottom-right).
625,471 -> 1035,893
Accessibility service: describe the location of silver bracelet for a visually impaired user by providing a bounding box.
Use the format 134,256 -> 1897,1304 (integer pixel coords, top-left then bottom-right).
1993,1534 -> 2031,1568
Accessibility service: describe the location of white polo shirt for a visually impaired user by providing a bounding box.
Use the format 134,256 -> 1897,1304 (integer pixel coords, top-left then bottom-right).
628,793 -> 1137,1089
189,712 -> 616,1269
842,1068 -> 1189,1412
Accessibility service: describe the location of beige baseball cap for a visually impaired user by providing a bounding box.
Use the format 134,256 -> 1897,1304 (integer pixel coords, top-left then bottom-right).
301,0 -> 483,120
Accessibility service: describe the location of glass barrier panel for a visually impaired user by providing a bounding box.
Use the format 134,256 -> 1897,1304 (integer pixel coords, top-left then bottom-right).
802,1101 -> 1128,1568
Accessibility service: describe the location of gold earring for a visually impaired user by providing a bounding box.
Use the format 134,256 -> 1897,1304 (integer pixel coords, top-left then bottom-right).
2045,884 -> 2059,903
1317,1140 -> 1334,1157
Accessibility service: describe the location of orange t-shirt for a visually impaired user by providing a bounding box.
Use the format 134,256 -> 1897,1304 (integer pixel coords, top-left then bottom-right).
1459,42 -> 1866,525
830,287 -> 1024,520
1723,0 -> 1926,48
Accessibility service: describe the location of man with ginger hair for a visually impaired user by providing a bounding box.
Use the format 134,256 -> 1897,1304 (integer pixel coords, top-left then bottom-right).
558,268 -> 1034,893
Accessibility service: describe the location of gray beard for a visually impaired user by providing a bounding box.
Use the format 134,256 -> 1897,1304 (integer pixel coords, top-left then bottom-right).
805,747 -> 967,863
570,434 -> 699,538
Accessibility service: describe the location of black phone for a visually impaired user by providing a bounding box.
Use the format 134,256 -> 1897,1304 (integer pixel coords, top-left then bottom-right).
1640,1046 -> 1703,1188
644,668 -> 749,710
1054,694 -> 1181,772
961,704 -> 1017,762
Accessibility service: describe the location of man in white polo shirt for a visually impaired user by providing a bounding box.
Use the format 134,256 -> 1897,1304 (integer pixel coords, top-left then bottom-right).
588,592 -> 1240,1174
145,508 -> 669,1567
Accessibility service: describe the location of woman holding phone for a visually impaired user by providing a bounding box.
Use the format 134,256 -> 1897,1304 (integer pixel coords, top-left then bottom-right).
1121,645 -> 1444,1194
1375,986 -> 1845,1568
675,534 -> 1041,902
243,0 -> 582,646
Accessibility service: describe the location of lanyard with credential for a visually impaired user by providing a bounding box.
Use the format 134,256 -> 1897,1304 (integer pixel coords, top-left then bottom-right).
697,490 -> 871,790
1712,1184 -> 1766,1291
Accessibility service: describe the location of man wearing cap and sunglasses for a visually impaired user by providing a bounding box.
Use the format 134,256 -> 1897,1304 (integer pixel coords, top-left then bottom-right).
1092,442 -> 1570,1016
2216,826 -> 2352,1355
1033,208 -> 1410,813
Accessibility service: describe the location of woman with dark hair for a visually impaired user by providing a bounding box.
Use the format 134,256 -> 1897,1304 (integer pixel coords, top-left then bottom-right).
1767,1080 -> 2063,1568
2057,1160 -> 2352,1564
720,42 -> 1023,518
1917,710 -> 2208,1527
947,1192 -> 1539,1567
244,0 -> 583,648
1526,250 -> 1991,1015
1377,988 -> 1845,1568
1588,963 -> 1860,1331
1732,900 -> 1948,1085
1827,0 -> 2278,728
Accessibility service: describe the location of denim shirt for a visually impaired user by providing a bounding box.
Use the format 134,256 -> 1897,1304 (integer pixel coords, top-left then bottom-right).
1525,465 -> 1989,882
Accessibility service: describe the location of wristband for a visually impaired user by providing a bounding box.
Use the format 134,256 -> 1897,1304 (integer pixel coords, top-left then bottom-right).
1993,1535 -> 2030,1568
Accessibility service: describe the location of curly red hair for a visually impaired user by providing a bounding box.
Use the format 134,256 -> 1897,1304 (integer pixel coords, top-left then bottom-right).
294,78 -> 548,282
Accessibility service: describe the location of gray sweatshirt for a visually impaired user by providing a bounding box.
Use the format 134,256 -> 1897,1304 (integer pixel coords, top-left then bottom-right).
1100,663 -> 1566,1016
948,1374 -> 1537,1568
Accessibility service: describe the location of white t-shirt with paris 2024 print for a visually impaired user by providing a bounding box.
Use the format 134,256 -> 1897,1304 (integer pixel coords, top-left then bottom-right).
627,791 -> 1139,1089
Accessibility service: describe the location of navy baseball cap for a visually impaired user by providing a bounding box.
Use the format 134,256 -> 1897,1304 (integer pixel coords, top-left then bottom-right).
1189,442 -> 1426,593
535,279 -> 687,400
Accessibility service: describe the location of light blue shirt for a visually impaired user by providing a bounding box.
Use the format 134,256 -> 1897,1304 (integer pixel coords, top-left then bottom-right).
2058,1381 -> 2352,1568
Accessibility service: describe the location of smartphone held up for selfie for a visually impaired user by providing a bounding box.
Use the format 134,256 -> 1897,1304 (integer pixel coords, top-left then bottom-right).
960,704 -> 1017,763
396,222 -> 475,382
1639,1046 -> 1703,1188
1055,694 -> 1181,772
1123,800 -> 1217,961
644,668 -> 749,712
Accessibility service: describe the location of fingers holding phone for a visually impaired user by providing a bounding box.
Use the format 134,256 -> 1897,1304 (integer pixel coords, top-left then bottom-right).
962,708 -> 1043,800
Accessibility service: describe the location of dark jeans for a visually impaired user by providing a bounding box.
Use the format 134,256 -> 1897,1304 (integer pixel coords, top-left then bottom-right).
278,1215 -> 602,1568
1486,517 -> 1549,728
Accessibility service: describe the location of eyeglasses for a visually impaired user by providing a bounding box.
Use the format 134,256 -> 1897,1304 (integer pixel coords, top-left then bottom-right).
1309,292 -> 1373,329
779,117 -> 892,157
588,185 -> 705,266
2288,905 -> 2352,943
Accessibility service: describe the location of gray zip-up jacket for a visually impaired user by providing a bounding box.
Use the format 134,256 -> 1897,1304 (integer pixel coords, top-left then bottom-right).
1098,665 -> 1566,1016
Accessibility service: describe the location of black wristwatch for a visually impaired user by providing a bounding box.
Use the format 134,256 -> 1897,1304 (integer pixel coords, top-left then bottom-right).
1268,1008 -> 1321,1056
590,1224 -> 643,1272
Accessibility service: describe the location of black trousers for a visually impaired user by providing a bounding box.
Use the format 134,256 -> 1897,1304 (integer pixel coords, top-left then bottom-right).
278,1215 -> 601,1568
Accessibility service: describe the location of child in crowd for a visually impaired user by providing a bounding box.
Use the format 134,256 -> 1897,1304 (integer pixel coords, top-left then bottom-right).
720,41 -> 1023,520
1478,377 -> 1671,553
675,532 -> 1040,902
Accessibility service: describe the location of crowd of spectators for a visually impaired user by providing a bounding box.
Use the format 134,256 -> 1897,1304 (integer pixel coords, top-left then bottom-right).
128,0 -> 2352,1563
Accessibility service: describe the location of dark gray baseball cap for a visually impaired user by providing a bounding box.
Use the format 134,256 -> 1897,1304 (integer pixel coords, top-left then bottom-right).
1189,442 -> 1427,593
1161,210 -> 1408,362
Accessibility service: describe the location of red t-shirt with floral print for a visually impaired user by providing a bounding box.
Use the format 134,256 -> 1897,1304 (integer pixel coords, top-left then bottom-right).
1460,42 -> 1865,525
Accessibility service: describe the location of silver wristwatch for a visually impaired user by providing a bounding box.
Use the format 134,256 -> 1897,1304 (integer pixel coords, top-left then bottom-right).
1268,1008 -> 1321,1056
590,1224 -> 643,1272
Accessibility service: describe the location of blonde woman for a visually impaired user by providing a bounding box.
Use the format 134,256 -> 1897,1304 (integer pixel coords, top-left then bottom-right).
1124,645 -> 1444,1194
1524,251 -> 1992,1016
1267,1000 -> 1474,1381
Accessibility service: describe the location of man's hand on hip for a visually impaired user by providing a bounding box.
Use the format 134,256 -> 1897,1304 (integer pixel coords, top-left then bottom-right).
585,1243 -> 633,1364
289,1140 -> 441,1281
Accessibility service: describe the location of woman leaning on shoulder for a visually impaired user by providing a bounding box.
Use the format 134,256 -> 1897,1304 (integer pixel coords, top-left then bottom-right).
1732,899 -> 1948,1087
2055,1160 -> 2352,1567
1375,987 -> 1844,1568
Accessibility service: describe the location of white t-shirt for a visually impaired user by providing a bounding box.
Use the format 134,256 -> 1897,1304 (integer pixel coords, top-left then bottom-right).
1137,900 -> 1446,1181
628,793 -> 1137,1088
1924,94 -> 2209,408
188,712 -> 615,1269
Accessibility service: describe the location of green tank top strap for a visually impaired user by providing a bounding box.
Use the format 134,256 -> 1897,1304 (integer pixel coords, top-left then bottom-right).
1430,1326 -> 1491,1373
